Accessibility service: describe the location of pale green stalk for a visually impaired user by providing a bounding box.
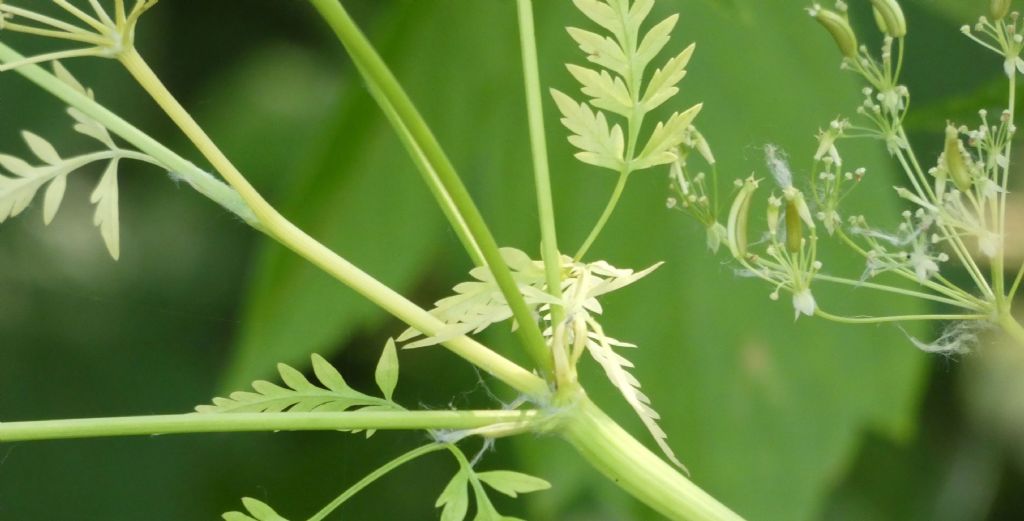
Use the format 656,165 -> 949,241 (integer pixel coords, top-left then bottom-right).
112,48 -> 549,399
998,311 -> 1024,347
0,42 -> 258,227
355,65 -> 485,267
308,443 -> 449,521
812,274 -> 984,309
309,0 -> 555,381
0,41 -> 545,399
993,70 -> 1016,311
576,172 -> 630,261
0,410 -> 540,442
562,394 -> 745,521
815,310 -> 988,324
516,0 -> 567,378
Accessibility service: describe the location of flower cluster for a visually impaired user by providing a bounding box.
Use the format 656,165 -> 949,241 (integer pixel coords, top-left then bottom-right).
670,0 -> 1024,352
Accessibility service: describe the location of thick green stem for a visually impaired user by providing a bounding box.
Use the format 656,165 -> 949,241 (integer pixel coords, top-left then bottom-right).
309,0 -> 555,381
562,395 -> 745,521
999,312 -> 1024,348
0,410 -> 540,442
112,48 -> 547,399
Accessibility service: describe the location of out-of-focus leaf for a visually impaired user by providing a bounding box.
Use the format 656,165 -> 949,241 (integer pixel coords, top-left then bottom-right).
508,1 -> 927,519
909,0 -> 979,22
214,4 -> 489,388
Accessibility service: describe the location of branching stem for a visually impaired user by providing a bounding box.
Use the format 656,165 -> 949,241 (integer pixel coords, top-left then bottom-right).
113,48 -> 549,399
309,0 -> 555,381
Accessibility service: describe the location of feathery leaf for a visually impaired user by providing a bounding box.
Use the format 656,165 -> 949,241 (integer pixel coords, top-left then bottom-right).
196,354 -> 393,414
550,89 -> 625,171
634,103 -> 703,170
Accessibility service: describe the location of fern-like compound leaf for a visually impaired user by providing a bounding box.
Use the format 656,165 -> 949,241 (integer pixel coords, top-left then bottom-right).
399,248 -> 556,348
436,468 -> 470,521
560,0 -> 702,175
196,354 -> 394,414
642,44 -> 695,112
0,62 -> 166,260
90,159 -> 121,259
550,89 -> 626,171
22,131 -> 61,166
475,471 -> 551,498
585,316 -> 684,470
222,497 -> 289,521
567,27 -> 630,79
634,103 -> 703,170
566,64 -> 633,117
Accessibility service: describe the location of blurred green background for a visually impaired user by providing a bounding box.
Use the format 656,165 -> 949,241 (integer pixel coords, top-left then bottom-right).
1,0 -> 1022,519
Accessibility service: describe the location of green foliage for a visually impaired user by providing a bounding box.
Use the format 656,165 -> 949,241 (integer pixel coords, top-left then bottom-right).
0,61 -> 161,260
222,497 -> 289,521
436,448 -> 550,521
197,353 -> 399,415
553,0 -> 701,174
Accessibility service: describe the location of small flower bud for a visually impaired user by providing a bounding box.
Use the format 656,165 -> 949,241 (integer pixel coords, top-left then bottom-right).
792,289 -> 817,319
782,188 -> 815,254
870,0 -> 907,38
944,124 -> 974,192
727,177 -> 759,259
991,0 -> 1012,20
809,6 -> 859,58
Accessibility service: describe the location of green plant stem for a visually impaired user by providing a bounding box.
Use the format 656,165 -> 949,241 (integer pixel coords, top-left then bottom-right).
0,42 -> 259,227
998,311 -> 1024,348
813,274 -> 984,309
562,395 -> 745,521
307,443 -> 448,521
360,77 -> 485,267
815,309 -> 988,324
112,48 -> 548,399
0,410 -> 540,442
1010,264 -> 1024,300
309,0 -> 555,381
575,172 -> 629,261
516,0 -> 567,372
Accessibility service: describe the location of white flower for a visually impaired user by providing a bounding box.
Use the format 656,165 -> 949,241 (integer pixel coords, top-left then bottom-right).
792,289 -> 817,319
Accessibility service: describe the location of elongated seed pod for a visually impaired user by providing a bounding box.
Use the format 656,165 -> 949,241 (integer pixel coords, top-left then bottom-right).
785,200 -> 803,253
767,197 -> 781,239
727,178 -> 759,259
870,0 -> 907,38
944,125 -> 973,192
811,8 -> 859,59
991,0 -> 1012,20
